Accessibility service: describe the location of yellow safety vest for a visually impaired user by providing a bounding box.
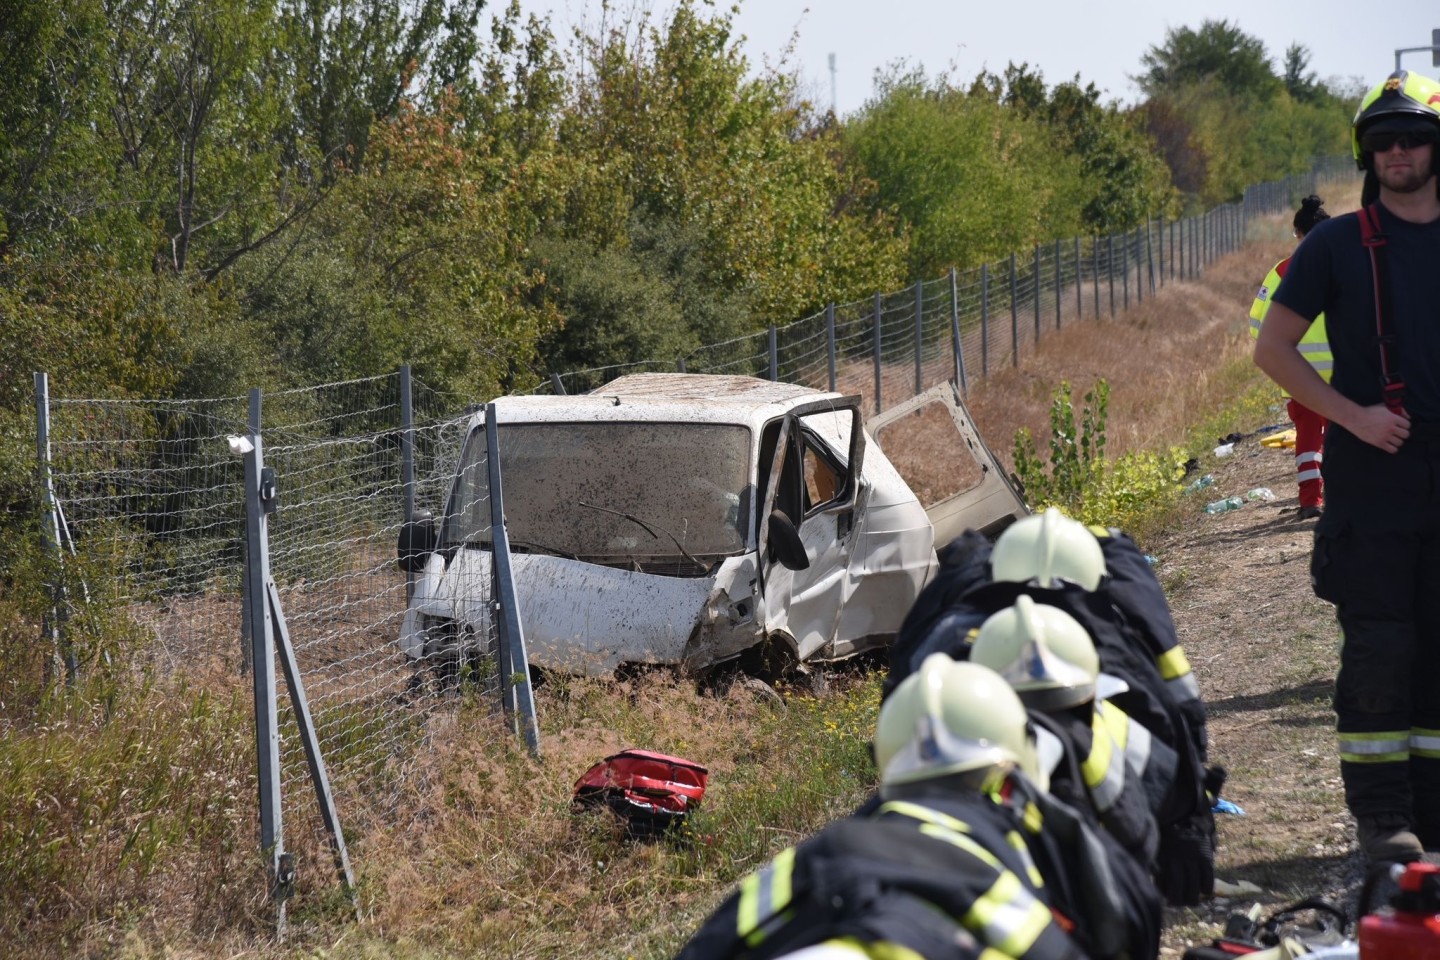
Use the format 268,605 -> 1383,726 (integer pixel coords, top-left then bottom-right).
1249,258 -> 1332,394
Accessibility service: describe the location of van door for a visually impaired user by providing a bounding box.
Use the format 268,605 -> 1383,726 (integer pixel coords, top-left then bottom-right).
756,399 -> 866,661
867,379 -> 1029,547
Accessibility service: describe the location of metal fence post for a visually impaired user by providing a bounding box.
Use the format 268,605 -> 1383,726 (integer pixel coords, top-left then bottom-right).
1123,230 -> 1131,310
1074,236 -> 1082,320
34,372 -> 75,684
825,303 -> 837,391
913,280 -> 924,396
1157,216 -> 1165,289
1054,239 -> 1062,330
1009,252 -> 1019,367
241,388 -> 286,925
399,366 -> 416,604
1032,245 -> 1041,344
949,268 -> 967,393
485,409 -> 541,758
1092,239 -> 1100,319
549,373 -> 566,395
767,326 -> 778,382
1107,234 -> 1116,317
873,293 -> 883,414
980,264 -> 990,378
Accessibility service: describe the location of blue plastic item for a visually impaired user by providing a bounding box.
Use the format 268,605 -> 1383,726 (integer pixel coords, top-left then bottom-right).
1213,798 -> 1246,816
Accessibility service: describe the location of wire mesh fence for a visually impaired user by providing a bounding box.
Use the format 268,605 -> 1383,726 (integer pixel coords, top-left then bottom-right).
546,155 -> 1358,415
26,154 -> 1361,925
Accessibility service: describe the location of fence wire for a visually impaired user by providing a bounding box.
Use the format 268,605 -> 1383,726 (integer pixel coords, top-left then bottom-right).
31,153 -> 1360,922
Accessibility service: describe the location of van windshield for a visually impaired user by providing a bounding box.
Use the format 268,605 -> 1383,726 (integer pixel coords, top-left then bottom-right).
443,421 -> 753,560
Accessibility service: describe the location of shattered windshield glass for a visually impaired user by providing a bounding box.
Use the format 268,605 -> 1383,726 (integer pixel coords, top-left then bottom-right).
443,421 -> 753,559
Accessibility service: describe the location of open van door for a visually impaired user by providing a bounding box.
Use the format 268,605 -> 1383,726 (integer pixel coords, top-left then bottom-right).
867,380 -> 1029,546
755,398 -> 866,660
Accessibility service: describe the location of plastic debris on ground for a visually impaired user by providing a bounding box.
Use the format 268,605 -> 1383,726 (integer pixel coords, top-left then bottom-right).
1213,798 -> 1246,816
1204,496 -> 1245,514
1245,487 -> 1277,502
1184,474 -> 1215,494
1214,442 -> 1235,457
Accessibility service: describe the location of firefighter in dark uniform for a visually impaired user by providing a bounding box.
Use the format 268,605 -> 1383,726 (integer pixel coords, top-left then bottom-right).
970,595 -> 1164,872
675,655 -> 1159,960
1254,69 -> 1440,865
884,508 -> 1220,905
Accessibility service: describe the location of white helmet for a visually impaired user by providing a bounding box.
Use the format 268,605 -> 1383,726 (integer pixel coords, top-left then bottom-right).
874,654 -> 1040,792
990,507 -> 1106,591
971,595 -> 1100,711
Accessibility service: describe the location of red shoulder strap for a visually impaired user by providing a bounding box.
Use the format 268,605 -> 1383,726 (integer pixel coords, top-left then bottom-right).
1358,204 -> 1405,414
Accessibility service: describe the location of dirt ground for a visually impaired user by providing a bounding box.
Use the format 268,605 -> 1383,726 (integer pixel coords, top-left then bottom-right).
1150,424 -> 1368,953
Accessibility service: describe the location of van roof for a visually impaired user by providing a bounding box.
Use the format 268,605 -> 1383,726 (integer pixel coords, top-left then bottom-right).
486,374 -> 854,427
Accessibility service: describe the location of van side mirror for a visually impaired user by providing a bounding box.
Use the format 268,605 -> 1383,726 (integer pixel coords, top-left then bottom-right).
398,508 -> 437,572
766,509 -> 810,571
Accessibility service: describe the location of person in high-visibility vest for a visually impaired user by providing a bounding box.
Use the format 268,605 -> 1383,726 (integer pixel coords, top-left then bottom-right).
1249,194 -> 1333,520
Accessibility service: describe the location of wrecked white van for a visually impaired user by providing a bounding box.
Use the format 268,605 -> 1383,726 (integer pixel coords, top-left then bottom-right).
397,373 -> 1026,678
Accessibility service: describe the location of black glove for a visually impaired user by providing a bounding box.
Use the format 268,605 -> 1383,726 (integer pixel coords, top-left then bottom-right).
1203,765 -> 1227,804
1157,809 -> 1215,906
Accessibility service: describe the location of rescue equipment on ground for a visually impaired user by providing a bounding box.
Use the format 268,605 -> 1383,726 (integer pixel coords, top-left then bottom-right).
1260,429 -> 1296,450
1358,861 -> 1440,959
572,748 -> 708,839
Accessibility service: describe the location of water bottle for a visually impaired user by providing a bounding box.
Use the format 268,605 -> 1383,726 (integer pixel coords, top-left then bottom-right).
1184,473 -> 1215,494
1203,496 -> 1245,514
1245,487 -> 1277,502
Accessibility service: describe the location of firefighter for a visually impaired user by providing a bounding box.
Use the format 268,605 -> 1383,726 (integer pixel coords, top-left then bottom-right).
1249,194 -> 1333,520
1253,69 -> 1440,865
885,508 -> 1220,905
970,595 -> 1166,872
675,655 -> 1086,960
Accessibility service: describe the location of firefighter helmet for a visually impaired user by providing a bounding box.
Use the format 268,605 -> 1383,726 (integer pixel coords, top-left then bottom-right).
971,594 -> 1100,711
1352,70 -> 1440,170
874,654 -> 1040,791
990,507 -> 1107,591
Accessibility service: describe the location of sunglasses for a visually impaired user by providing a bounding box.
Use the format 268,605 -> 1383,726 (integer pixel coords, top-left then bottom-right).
1361,127 -> 1440,154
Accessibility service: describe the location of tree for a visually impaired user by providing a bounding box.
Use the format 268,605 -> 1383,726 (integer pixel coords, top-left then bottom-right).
1135,19 -> 1282,101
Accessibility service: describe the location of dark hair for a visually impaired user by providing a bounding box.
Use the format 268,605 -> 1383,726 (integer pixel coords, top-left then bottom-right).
1293,195 -> 1330,236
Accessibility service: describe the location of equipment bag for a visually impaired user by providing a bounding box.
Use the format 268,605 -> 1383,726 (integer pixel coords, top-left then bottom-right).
572,748 -> 708,839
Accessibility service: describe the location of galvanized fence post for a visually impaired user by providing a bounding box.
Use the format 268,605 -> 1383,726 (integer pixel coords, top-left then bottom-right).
873,293 -> 883,414
1054,239 -> 1062,330
913,280 -> 924,396
34,372 -> 75,685
1107,234 -> 1116,317
399,366 -> 416,603
241,388 -> 286,929
949,268 -> 967,393
1032,245 -> 1041,344
485,409 -> 541,758
1092,238 -> 1100,319
1009,252 -> 1019,368
1122,230 -> 1130,310
549,373 -> 566,395
767,326 -> 778,382
825,303 -> 837,392
980,264 -> 990,378
1074,236 -> 1082,320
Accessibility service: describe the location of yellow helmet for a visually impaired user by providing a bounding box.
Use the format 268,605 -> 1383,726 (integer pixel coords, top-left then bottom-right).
971,595 -> 1100,711
1352,70 -> 1440,170
874,654 -> 1040,792
990,507 -> 1106,591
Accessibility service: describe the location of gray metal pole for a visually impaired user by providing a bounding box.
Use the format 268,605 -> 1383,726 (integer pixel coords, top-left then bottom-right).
1122,231 -> 1130,310
873,293 -> 883,414
549,373 -> 566,395
1054,239 -> 1062,330
768,326 -> 778,382
825,303 -> 837,392
980,264 -> 990,378
485,410 -> 541,757
242,388 -> 285,914
399,366 -> 416,604
1074,237 -> 1082,320
1147,220 -> 1156,296
949,268 -> 967,393
1107,235 -> 1116,317
913,280 -> 924,397
1032,245 -> 1041,344
1092,239 -> 1100,318
34,372 -> 74,684
1009,253 -> 1019,368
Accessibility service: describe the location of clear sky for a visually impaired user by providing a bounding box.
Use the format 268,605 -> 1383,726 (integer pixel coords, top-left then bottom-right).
513,0 -> 1438,114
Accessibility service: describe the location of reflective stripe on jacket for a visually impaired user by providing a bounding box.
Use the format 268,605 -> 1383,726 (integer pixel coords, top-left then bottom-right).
1250,258 -> 1332,390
